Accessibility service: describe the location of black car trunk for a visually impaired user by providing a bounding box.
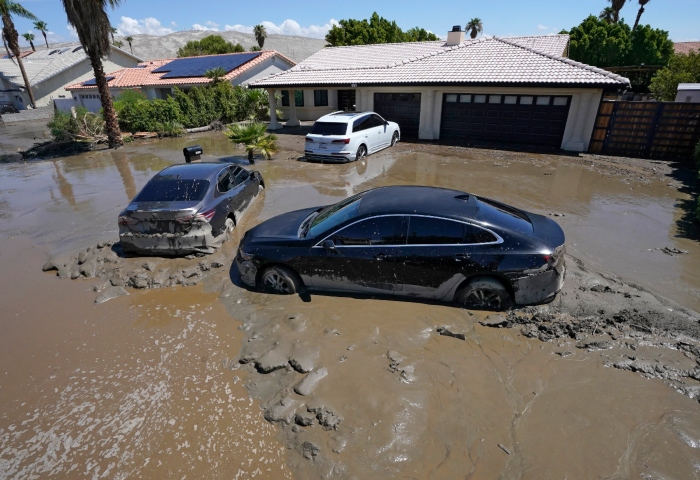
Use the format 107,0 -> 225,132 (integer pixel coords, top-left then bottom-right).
122,202 -> 200,235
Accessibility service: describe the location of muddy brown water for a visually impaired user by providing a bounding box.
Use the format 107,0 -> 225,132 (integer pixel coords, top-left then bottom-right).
1,125 -> 700,478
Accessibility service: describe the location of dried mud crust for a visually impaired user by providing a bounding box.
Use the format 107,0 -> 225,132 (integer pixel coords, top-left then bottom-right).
41,240 -> 230,303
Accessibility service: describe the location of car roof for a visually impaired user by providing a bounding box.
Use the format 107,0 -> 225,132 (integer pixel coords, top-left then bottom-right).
358,186 -> 478,219
316,111 -> 369,123
157,162 -> 229,181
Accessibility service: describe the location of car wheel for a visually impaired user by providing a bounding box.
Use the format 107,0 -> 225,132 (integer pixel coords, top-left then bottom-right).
355,145 -> 367,161
456,277 -> 512,311
391,132 -> 399,146
260,265 -> 302,295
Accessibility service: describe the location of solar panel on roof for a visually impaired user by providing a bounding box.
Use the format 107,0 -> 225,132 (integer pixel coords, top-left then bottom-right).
82,76 -> 115,86
152,52 -> 261,79
49,50 -> 59,55
72,46 -> 83,53
59,47 -> 71,54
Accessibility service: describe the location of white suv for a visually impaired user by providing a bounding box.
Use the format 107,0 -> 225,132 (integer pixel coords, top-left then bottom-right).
305,111 -> 401,163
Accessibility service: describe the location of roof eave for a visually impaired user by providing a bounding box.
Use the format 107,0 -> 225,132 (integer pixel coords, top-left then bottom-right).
250,81 -> 628,90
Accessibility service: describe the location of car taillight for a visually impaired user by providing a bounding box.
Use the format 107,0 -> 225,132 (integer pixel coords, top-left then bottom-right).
195,209 -> 216,222
305,137 -> 314,142
332,138 -> 350,144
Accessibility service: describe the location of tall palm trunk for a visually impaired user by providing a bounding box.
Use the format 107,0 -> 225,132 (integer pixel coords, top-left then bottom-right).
87,49 -> 122,147
633,2 -> 649,29
2,13 -> 35,108
29,40 -> 34,50
41,30 -> 47,47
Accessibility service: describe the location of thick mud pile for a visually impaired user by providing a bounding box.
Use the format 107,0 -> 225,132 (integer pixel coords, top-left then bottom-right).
221,254 -> 700,479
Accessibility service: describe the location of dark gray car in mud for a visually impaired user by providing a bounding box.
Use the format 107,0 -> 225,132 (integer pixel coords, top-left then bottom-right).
236,186 -> 565,310
119,163 -> 263,255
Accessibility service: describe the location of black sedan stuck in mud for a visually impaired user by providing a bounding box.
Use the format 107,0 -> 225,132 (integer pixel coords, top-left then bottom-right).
236,186 -> 565,310
119,163 -> 263,255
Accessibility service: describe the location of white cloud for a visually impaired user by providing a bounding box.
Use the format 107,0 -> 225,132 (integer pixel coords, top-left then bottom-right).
538,24 -> 548,30
224,18 -> 338,39
117,16 -> 174,36
192,21 -> 219,31
66,24 -> 78,40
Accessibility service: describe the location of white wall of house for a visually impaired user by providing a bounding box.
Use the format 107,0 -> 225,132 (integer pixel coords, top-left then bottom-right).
274,85 -> 604,152
237,56 -> 295,86
675,84 -> 700,102
277,88 -> 338,121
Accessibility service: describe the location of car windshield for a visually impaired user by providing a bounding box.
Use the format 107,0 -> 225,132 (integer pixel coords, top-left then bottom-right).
310,122 -> 347,136
306,193 -> 364,238
135,178 -> 209,202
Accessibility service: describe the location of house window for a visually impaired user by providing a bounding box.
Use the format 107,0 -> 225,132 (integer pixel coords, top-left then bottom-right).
536,96 -> 551,105
314,90 -> 328,107
489,95 -> 502,104
553,96 -> 568,106
282,90 -> 304,107
474,95 -> 487,103
459,94 -> 472,103
445,94 -> 458,103
504,96 -> 517,104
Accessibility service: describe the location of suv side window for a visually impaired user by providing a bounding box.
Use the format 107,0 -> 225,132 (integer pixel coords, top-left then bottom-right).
407,216 -> 465,245
332,216 -> 404,246
371,114 -> 386,127
352,116 -> 372,133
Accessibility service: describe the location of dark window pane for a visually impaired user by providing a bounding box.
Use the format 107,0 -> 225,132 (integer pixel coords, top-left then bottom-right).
353,116 -> 372,132
407,216 -> 464,245
310,122 -> 347,135
294,90 -> 304,107
281,90 -> 290,106
464,224 -> 497,243
307,193 -> 365,238
333,217 -> 404,246
371,114 -> 385,127
136,178 -> 209,202
314,89 -> 328,107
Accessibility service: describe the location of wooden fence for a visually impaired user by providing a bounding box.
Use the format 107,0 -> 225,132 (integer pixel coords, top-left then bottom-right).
589,100 -> 700,161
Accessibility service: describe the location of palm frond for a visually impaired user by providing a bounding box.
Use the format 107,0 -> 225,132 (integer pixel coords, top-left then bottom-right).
3,1 -> 38,21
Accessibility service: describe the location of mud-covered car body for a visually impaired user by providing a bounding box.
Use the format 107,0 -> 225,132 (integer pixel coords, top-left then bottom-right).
119,163 -> 263,255
236,186 -> 565,306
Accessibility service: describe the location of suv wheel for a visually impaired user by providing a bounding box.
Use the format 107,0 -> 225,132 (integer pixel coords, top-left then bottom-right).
355,145 -> 367,161
391,132 -> 399,146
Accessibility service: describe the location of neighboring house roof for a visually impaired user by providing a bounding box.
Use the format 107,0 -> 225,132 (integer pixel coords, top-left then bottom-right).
66,50 -> 296,90
251,36 -> 629,89
678,83 -> 700,90
674,42 -> 700,55
502,34 -> 569,57
0,43 -> 142,89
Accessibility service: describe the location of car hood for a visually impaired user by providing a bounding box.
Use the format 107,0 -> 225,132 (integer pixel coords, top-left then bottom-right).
245,206 -> 320,241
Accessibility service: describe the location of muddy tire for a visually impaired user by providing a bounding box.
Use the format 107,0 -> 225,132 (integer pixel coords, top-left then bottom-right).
260,265 -> 302,295
456,277 -> 512,311
355,145 -> 367,161
391,131 -> 399,146
224,217 -> 235,233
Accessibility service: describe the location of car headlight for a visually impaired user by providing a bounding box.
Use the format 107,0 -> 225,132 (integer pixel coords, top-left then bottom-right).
238,248 -> 254,261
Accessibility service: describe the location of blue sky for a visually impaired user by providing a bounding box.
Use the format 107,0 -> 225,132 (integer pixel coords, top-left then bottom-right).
14,0 -> 700,47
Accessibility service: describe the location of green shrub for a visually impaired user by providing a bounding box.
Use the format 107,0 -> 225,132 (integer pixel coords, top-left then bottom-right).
48,110 -> 77,141
155,121 -> 185,137
117,97 -> 183,132
47,107 -> 105,143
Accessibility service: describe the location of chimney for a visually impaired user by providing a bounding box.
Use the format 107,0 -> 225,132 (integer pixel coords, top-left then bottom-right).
446,25 -> 465,46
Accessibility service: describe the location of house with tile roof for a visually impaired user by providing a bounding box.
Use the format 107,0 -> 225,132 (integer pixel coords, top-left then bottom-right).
250,30 -> 629,152
65,50 -> 295,112
0,44 -> 141,110
674,42 -> 700,55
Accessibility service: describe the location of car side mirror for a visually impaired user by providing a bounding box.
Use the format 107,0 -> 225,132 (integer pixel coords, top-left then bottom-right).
323,239 -> 336,251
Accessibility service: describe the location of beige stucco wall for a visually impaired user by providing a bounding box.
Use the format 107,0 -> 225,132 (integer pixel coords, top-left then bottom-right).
272,85 -> 603,152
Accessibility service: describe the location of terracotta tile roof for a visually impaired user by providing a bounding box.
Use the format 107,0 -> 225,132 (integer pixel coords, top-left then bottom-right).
251,37 -> 629,89
66,50 -> 295,90
674,42 -> 700,55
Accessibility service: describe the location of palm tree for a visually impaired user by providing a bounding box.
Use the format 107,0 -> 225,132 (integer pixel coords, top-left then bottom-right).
249,45 -> 261,52
62,0 -> 123,148
465,18 -> 483,39
113,39 -> 123,48
253,24 -> 266,48
33,19 -> 47,47
205,67 -> 226,83
109,26 -> 116,43
125,35 -> 132,53
633,0 -> 650,29
1,0 -> 37,108
607,0 -> 627,23
599,7 -> 616,23
224,122 -> 278,164
22,31 -> 34,50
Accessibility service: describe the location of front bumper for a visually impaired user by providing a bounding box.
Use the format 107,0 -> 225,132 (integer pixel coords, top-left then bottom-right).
512,263 -> 566,306
235,252 -> 258,287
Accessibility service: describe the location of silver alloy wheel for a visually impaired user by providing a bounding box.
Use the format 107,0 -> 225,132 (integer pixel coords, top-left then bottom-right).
262,270 -> 293,294
464,288 -> 503,310
356,145 -> 367,161
391,132 -> 399,146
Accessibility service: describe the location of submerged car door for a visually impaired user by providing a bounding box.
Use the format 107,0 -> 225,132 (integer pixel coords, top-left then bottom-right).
372,114 -> 391,149
393,216 -> 501,300
352,115 -> 377,153
310,215 -> 406,294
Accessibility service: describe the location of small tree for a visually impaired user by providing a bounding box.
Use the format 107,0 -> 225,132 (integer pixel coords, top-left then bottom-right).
125,35 -> 133,53
21,31 -> 33,50
113,39 -> 123,48
466,18 -> 483,39
253,24 -> 266,48
649,52 -> 700,100
33,19 -> 47,47
177,34 -> 244,57
250,45 -> 261,52
205,67 -> 227,83
224,122 -> 278,164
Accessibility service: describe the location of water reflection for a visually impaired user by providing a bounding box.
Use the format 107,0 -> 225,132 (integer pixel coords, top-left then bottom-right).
51,161 -> 76,207
112,151 -> 137,201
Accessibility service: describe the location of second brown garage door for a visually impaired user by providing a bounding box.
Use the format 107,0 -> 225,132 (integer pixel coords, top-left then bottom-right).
374,93 -> 421,138
440,93 -> 571,148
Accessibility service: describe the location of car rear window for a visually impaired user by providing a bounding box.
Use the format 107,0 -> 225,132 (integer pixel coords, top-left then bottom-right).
476,197 -> 533,235
310,122 -> 347,135
135,178 -> 209,202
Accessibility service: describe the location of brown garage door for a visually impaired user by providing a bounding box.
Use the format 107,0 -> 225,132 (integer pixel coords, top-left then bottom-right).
440,93 -> 571,148
374,92 -> 421,138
